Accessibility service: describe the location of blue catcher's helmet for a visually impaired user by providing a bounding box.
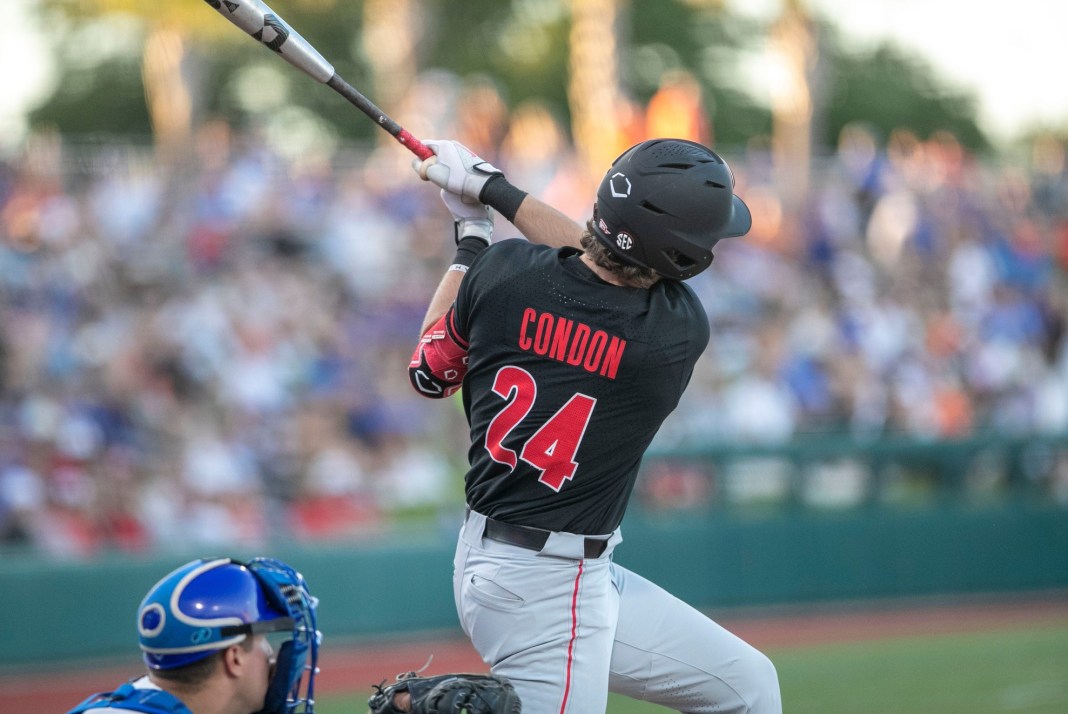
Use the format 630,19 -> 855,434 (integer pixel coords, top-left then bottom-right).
137,557 -> 320,714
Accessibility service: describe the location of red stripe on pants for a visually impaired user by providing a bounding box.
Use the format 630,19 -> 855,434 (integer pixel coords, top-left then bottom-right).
559,560 -> 584,714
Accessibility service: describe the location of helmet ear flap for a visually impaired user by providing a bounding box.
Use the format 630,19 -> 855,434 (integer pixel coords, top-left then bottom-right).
660,244 -> 712,275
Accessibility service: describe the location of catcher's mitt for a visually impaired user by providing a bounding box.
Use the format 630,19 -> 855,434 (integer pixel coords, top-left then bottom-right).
368,671 -> 521,714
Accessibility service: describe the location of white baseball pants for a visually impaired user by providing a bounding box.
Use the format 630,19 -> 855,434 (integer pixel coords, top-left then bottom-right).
454,510 -> 782,714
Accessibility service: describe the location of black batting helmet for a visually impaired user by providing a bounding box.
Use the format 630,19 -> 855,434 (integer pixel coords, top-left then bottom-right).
590,139 -> 752,280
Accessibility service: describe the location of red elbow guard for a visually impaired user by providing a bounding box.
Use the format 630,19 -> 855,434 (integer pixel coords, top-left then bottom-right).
409,309 -> 469,398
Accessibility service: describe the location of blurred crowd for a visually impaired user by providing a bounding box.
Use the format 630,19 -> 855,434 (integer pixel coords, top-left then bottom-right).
1,78 -> 1066,557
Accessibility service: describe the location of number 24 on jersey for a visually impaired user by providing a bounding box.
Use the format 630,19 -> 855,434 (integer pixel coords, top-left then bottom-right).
484,366 -> 596,491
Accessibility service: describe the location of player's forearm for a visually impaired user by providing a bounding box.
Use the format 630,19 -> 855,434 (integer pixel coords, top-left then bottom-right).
419,231 -> 488,334
481,175 -> 584,249
512,195 -> 585,249
420,269 -> 465,335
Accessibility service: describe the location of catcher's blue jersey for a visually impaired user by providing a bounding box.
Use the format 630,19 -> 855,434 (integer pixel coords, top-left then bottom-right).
67,679 -> 192,714
452,239 -> 709,534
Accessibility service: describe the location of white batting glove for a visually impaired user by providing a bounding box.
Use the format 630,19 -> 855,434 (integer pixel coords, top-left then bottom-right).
441,189 -> 493,245
413,140 -> 503,206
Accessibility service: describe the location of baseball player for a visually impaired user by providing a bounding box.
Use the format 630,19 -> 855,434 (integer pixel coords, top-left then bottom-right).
66,557 -> 520,714
409,138 -> 782,713
66,557 -> 322,714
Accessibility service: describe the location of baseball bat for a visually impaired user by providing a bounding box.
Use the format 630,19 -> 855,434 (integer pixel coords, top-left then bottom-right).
203,0 -> 434,161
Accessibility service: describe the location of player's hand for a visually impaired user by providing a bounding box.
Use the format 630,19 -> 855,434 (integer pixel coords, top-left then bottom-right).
413,140 -> 503,205
440,189 -> 493,246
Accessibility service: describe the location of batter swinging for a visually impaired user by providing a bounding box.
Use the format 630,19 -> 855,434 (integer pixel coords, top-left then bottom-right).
409,138 -> 782,714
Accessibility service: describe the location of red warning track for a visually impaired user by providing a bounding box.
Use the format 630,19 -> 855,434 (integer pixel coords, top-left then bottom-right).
6,595 -> 1067,711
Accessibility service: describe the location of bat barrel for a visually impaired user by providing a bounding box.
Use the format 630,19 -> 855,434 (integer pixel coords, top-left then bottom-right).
205,0 -> 334,82
206,0 -> 433,161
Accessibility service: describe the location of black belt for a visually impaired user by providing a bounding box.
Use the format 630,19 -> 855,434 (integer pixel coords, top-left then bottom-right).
483,516 -> 608,559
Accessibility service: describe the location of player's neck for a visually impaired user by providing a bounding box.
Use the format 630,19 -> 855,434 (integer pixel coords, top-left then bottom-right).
580,253 -> 641,288
149,675 -> 232,714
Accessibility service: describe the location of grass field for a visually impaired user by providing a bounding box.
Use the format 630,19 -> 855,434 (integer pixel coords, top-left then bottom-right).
314,621 -> 1068,714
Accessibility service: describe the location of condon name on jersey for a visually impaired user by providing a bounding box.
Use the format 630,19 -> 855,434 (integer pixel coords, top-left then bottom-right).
517,307 -> 626,380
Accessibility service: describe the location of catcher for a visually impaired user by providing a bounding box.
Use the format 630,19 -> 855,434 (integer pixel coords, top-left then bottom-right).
65,556 -> 520,714
66,557 -> 321,714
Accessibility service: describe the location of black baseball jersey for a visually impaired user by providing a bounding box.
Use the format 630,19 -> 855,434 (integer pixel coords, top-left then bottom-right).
447,238 -> 709,535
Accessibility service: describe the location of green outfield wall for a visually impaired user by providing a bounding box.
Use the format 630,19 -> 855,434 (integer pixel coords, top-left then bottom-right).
2,502 -> 1066,668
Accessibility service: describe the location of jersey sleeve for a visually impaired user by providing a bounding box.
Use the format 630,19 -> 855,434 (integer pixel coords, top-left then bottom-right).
408,306 -> 469,399
452,238 -> 537,336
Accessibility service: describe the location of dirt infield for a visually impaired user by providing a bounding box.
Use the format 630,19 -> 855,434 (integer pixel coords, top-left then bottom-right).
7,593 -> 1067,711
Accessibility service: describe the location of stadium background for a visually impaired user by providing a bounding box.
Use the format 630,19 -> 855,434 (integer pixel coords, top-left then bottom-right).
0,1 -> 1066,711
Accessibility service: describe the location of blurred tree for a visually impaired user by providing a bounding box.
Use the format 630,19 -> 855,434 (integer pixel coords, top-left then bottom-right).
32,0 -> 367,153
567,0 -> 626,182
36,0 -> 239,155
624,0 -> 770,149
27,0 -> 988,158
362,0 -> 422,115
769,0 -> 821,210
421,0 -> 572,123
822,39 -> 988,152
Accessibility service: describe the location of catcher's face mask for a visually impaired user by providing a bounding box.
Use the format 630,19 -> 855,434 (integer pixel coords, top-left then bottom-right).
244,558 -> 321,714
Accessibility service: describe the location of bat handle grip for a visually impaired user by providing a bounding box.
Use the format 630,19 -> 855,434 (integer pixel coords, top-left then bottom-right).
325,74 -> 434,161
398,131 -> 435,161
